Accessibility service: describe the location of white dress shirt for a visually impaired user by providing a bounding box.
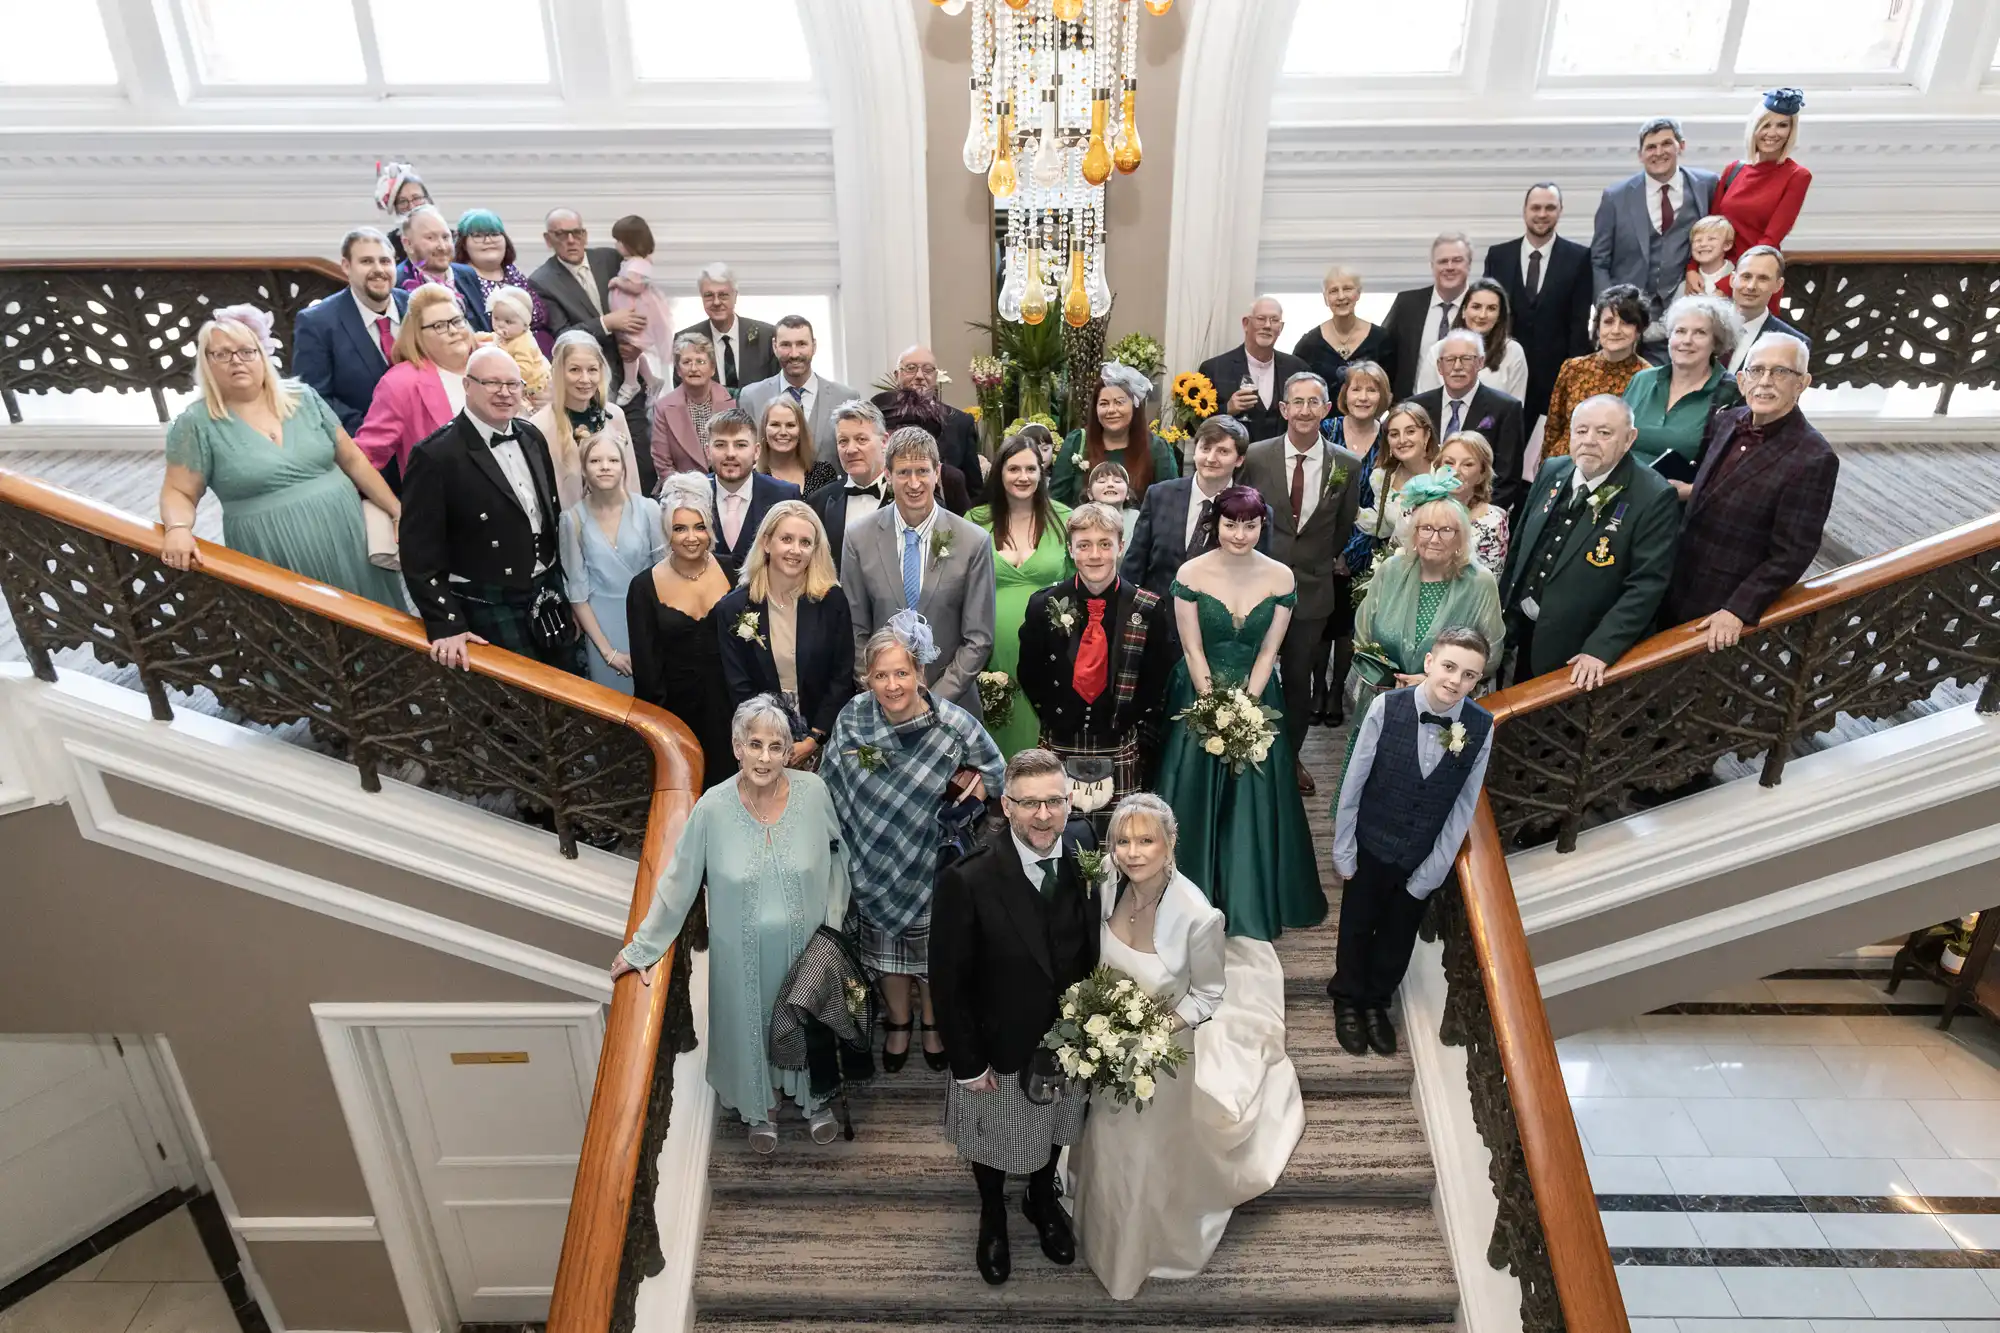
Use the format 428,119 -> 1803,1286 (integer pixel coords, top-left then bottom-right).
470,413 -> 546,573
844,472 -> 886,531
563,258 -> 603,316
1284,436 -> 1326,529
1332,683 -> 1494,899
1648,171 -> 1687,235
709,319 -> 740,376
1012,830 -> 1062,886
1184,475 -> 1228,550
1417,287 -> 1463,373
1519,237 -> 1554,297
894,503 -> 940,598
1730,310 -> 1771,372
1245,350 -> 1275,407
716,474 -> 754,547
358,296 -> 403,363
780,373 -> 819,420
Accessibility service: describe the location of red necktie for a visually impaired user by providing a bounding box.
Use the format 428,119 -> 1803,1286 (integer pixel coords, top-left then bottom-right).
1072,597 -> 1109,704
1659,182 -> 1675,232
1289,451 -> 1306,527
376,315 -> 395,361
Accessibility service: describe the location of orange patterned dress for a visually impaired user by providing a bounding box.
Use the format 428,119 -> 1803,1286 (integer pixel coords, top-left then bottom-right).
1543,352 -> 1648,457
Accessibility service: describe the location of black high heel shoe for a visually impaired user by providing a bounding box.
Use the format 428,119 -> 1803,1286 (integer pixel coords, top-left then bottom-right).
882,1019 -> 913,1074
920,1021 -> 950,1072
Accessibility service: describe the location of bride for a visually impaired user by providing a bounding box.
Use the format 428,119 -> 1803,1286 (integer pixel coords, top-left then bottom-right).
1067,793 -> 1305,1300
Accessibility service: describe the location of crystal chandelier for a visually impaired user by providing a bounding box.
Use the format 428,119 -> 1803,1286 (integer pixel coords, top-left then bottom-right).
939,0 -> 1171,327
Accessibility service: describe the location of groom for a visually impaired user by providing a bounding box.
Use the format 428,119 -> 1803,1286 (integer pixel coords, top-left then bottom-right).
931,748 -> 1101,1286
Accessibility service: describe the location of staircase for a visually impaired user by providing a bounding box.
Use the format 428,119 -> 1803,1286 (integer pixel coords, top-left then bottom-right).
688,730 -> 1459,1330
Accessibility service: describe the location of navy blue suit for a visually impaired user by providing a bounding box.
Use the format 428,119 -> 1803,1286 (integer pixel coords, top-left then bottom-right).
710,473 -> 803,580
394,260 -> 491,334
714,584 -> 856,744
293,287 -> 410,434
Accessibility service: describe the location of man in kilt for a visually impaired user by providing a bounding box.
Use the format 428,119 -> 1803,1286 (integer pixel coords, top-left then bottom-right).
930,749 -> 1100,1286
400,345 -> 586,674
1016,503 -> 1173,802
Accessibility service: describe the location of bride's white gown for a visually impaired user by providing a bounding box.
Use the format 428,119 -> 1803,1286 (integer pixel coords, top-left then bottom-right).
1067,924 -> 1305,1299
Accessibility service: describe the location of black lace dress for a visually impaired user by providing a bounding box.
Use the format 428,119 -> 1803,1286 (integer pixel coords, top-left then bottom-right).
626,572 -> 737,790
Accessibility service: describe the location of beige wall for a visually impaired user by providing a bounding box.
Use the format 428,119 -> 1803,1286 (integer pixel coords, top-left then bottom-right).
0,803 -> 573,1332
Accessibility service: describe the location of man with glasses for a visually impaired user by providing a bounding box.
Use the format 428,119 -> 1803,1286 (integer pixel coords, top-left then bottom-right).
1665,335 -> 1837,651
931,748 -> 1100,1286
399,345 -> 585,674
872,343 -> 984,486
1412,329 -> 1529,511
670,262 -> 778,393
1198,295 -> 1309,445
1498,395 -> 1680,689
529,209 -> 644,397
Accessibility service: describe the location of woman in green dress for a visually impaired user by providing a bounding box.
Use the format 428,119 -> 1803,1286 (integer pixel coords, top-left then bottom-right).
613,695 -> 852,1154
1154,485 -> 1326,942
157,305 -> 406,607
1623,294 -> 1744,491
1050,362 -> 1179,507
968,434 -> 1072,757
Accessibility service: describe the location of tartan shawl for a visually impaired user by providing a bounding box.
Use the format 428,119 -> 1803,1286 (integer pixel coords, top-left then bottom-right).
1113,584 -> 1161,713
822,690 -> 1006,939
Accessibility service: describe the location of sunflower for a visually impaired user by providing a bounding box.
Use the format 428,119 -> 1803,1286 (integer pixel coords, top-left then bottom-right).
1192,386 -> 1218,416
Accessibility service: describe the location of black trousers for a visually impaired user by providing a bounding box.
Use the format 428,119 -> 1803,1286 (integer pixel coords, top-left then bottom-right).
1277,610 -> 1331,754
1504,612 -> 1538,689
1330,847 -> 1433,1007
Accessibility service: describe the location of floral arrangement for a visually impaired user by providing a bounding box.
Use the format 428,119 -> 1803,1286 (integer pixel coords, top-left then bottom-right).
977,670 -> 1015,727
843,976 -> 872,1029
1105,332 -> 1165,377
848,743 -> 886,774
1004,411 -> 1060,437
732,610 -> 766,648
1173,684 -> 1281,775
1173,370 -> 1219,418
1073,847 -> 1108,887
1043,965 -> 1190,1110
1150,416 -> 1188,450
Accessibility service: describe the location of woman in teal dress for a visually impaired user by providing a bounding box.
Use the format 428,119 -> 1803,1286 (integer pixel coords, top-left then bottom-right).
1154,485 -> 1326,942
558,434 -> 665,692
1050,362 -> 1179,506
1624,294 -> 1745,484
967,434 -> 1072,757
157,305 -> 405,606
614,695 -> 851,1153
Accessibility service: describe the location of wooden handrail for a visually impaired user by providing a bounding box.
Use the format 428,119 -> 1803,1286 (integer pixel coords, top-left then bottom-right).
0,255 -> 346,280
0,467 -> 700,1332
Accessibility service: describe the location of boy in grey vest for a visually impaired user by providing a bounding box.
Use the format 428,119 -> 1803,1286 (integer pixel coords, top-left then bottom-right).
1328,626 -> 1496,1057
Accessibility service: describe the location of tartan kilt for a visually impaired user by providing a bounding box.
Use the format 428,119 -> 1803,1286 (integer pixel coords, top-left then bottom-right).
850,903 -> 931,980
1041,730 -> 1146,803
457,575 -> 587,676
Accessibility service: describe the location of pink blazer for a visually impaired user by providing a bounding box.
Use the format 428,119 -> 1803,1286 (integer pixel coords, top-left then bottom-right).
650,382 -> 735,481
354,360 -> 453,475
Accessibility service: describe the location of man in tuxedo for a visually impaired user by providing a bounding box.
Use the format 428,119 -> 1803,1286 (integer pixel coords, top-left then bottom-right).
1241,372 -> 1366,793
671,263 -> 779,393
1591,118 -> 1719,320
1197,296 -> 1309,445
1665,335 -> 1837,652
841,427 -> 996,716
1413,331 -> 1529,512
528,208 -> 645,396
1726,247 -> 1811,372
734,314 -> 858,448
804,399 -> 889,573
399,346 -> 583,674
1381,232 -> 1475,400
872,343 -> 983,484
394,207 -> 489,332
931,748 -> 1099,1286
1017,504 -> 1173,803
705,408 -> 801,580
1121,415 -> 1265,599
1499,396 -> 1680,690
294,226 -> 409,433
1484,184 -> 1593,426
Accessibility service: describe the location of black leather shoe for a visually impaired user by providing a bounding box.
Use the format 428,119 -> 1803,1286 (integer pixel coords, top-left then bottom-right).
920,1021 -> 950,1072
881,1020 -> 912,1074
1022,1192 -> 1076,1265
1333,1002 -> 1370,1057
1364,1007 -> 1398,1056
977,1206 -> 1011,1285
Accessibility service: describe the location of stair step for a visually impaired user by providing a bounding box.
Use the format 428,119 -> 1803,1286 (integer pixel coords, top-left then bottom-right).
693,1194 -> 1457,1326
697,1318 -> 1452,1331
1285,1000 -> 1416,1095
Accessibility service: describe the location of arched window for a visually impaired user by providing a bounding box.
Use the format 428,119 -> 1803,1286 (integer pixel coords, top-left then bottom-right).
625,0 -> 812,83
0,2 -> 119,86
1282,0 -> 1472,78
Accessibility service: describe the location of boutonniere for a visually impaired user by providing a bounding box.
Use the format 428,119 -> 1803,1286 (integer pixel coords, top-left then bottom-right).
1324,465 -> 1350,496
743,326 -> 760,345
1047,595 -> 1079,633
1446,721 -> 1468,756
848,743 -> 886,773
929,527 -> 955,562
1073,848 -> 1108,889
732,610 -> 765,648
1585,484 -> 1626,521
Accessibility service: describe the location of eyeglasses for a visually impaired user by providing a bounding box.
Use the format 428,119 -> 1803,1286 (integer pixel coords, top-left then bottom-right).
421,316 -> 469,334
547,227 -> 587,241
1004,794 -> 1068,812
1737,365 -> 1805,384
203,347 -> 262,364
1439,354 -> 1481,367
1416,524 -> 1459,538
466,375 -> 528,394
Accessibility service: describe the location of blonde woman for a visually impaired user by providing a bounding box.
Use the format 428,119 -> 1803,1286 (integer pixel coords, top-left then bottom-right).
756,396 -> 838,495
629,472 -> 737,788
1712,87 -> 1810,262
353,282 -> 472,489
1292,266 -> 1395,390
530,328 -> 643,510
1341,400 -> 1440,587
715,500 -> 856,769
159,305 -> 404,605
1436,430 -> 1508,571
559,434 -> 664,691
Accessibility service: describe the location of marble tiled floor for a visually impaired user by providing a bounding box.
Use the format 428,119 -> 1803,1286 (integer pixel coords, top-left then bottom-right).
1565,970 -> 2000,1331
0,1208 -> 236,1333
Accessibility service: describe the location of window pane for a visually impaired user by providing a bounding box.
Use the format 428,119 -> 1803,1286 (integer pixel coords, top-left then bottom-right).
666,294 -> 840,383
629,0 -> 811,82
0,1 -> 120,85
184,0 -> 365,84
1737,0 -> 1924,72
369,0 -> 549,84
1546,0 -> 1730,75
1283,0 -> 1471,76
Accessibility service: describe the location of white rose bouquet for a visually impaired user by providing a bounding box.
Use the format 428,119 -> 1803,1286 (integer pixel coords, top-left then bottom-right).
1041,964 -> 1189,1111
1172,684 -> 1282,776
977,670 -> 1016,728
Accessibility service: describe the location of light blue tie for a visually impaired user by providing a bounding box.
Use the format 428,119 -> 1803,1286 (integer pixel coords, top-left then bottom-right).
1447,398 -> 1464,435
901,528 -> 922,609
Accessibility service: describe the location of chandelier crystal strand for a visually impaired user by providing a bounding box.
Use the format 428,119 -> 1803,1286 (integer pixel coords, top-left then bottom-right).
962,0 -> 993,172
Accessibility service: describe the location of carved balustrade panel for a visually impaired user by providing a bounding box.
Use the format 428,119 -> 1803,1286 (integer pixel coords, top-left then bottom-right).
1779,260 -> 2000,403
0,265 -> 342,421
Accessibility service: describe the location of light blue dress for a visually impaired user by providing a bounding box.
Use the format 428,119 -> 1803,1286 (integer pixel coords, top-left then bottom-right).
621,772 -> 851,1126
560,494 -> 665,691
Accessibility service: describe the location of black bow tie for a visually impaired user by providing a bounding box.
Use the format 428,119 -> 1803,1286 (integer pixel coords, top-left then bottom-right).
486,429 -> 517,446
1420,711 -> 1455,728
846,482 -> 884,500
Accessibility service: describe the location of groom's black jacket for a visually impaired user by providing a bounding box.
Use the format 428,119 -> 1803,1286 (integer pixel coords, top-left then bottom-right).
930,823 -> 1100,1083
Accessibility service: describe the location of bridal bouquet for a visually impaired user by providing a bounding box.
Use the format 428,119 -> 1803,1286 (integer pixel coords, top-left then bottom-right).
1042,965 -> 1189,1111
977,670 -> 1016,727
1173,685 -> 1282,776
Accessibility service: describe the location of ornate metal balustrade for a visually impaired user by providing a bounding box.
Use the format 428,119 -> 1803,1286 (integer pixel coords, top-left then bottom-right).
1780,251 -> 2000,413
0,258 -> 345,423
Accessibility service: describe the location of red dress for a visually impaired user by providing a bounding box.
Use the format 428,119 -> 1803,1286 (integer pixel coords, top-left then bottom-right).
1712,157 -> 1813,260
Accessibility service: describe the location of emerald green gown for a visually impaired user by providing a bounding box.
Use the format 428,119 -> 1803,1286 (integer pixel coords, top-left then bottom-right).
1154,582 -> 1327,941
968,503 -> 1072,758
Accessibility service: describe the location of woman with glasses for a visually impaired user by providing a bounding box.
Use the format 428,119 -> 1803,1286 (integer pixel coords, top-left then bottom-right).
158,305 -> 405,606
354,283 -> 476,493
453,209 -> 553,354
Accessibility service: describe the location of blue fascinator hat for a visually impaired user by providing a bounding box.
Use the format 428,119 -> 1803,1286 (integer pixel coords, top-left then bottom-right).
886,609 -> 941,667
1763,87 -> 1805,116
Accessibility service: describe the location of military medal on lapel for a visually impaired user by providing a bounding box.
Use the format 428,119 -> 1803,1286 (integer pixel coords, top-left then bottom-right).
1585,535 -> 1616,567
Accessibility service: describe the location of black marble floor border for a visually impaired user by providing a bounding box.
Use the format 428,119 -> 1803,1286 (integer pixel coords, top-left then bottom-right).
1645,1000 -> 1946,1016
1611,1245 -> 2000,1269
1599,1192 -> 2000,1216
1768,967 -> 1898,980
0,1187 -> 191,1313
185,1192 -> 271,1333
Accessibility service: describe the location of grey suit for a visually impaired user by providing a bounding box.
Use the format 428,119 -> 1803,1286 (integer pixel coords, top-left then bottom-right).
1590,167 -> 1719,312
735,373 -> 860,456
1240,435 -> 1365,751
840,505 -> 997,717
527,248 -> 626,391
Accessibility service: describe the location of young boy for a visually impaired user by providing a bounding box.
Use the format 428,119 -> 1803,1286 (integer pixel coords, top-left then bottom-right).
1085,461 -> 1136,544
1683,215 -> 1737,298
485,285 -> 550,404
1327,626 -> 1494,1057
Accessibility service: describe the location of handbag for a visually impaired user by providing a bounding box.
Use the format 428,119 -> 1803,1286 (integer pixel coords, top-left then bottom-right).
362,500 -> 400,571
1350,642 -> 1400,691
